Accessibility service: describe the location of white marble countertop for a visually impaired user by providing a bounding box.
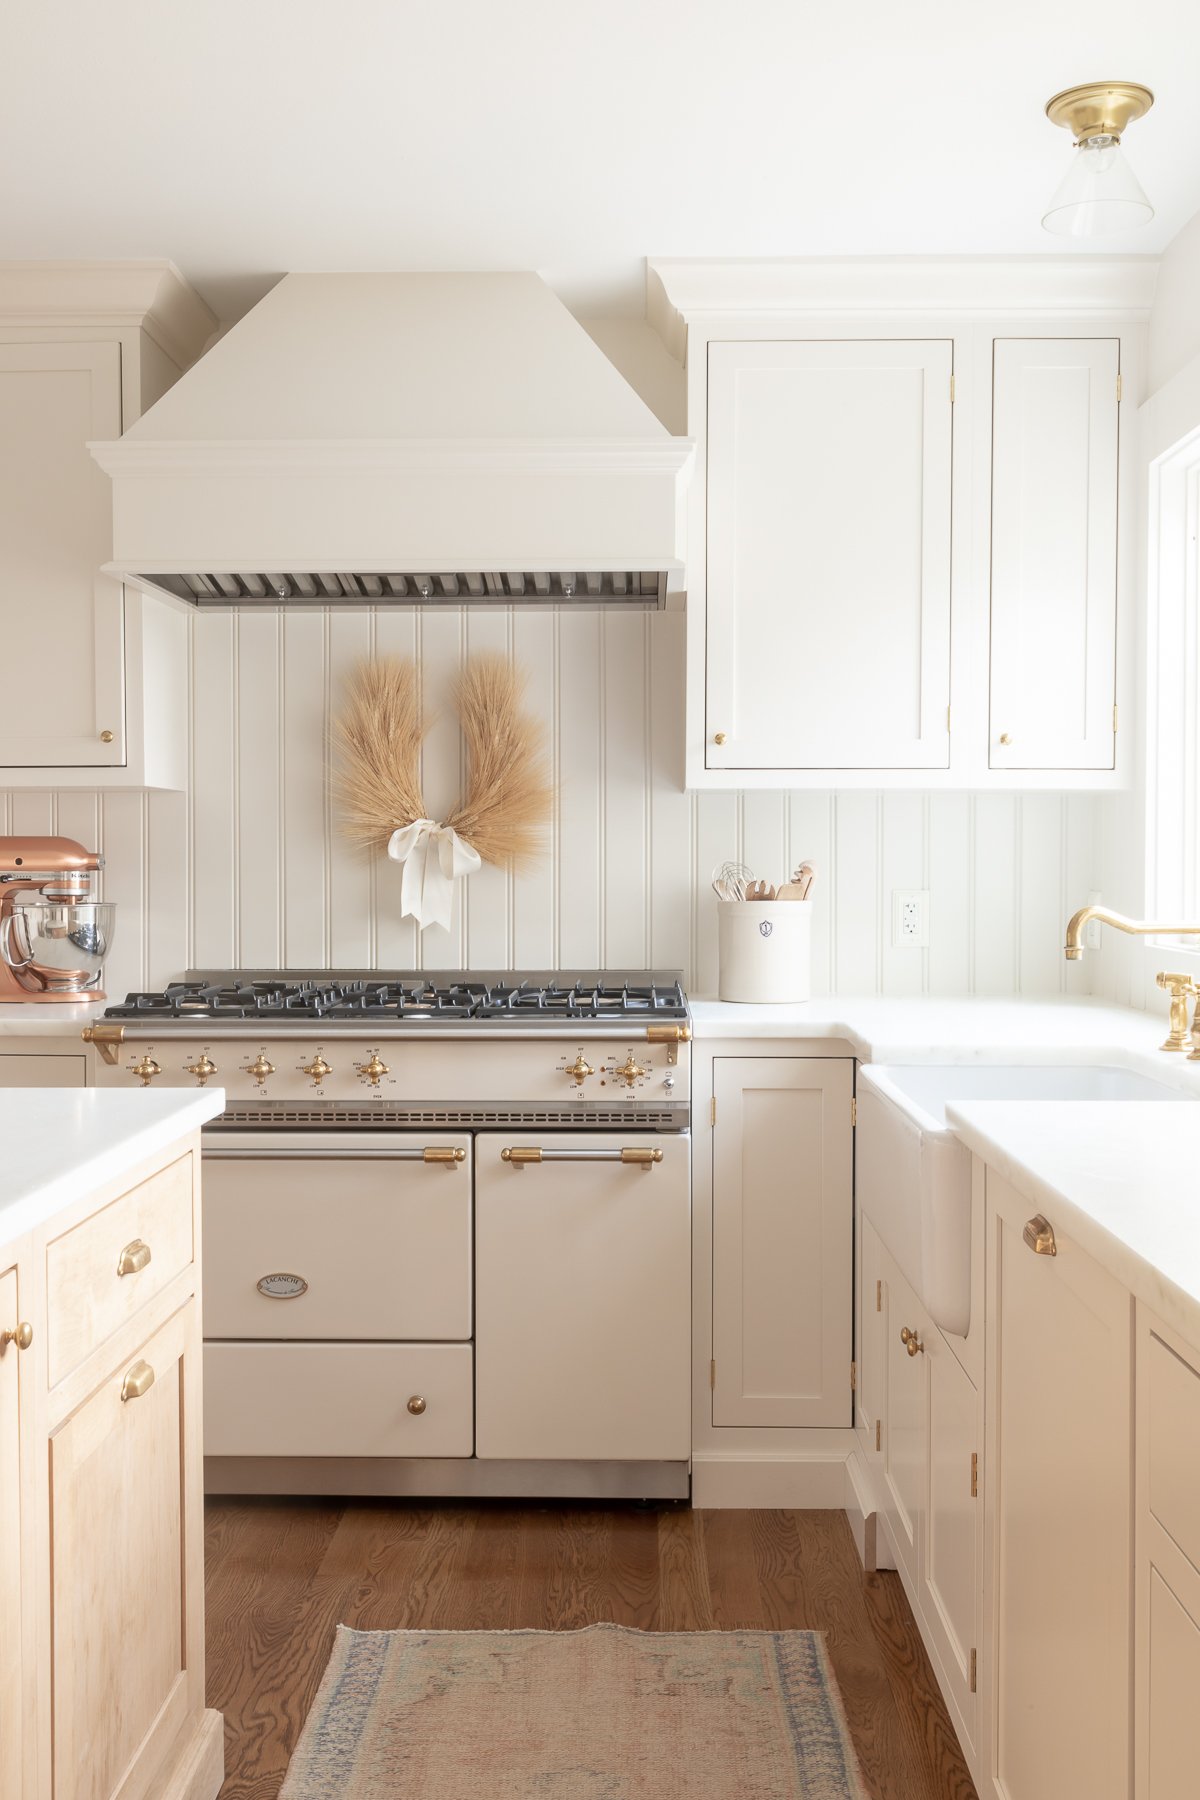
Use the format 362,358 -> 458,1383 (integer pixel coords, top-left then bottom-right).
0,1089 -> 225,1249
947,1101 -> 1200,1346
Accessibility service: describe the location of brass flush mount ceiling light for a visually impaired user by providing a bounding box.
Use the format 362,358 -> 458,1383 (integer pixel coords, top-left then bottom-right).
1042,81 -> 1155,236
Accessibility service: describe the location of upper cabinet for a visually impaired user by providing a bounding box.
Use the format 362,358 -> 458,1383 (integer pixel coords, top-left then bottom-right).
649,258 -> 1151,790
989,337 -> 1120,772
706,339 -> 952,772
0,264 -> 216,788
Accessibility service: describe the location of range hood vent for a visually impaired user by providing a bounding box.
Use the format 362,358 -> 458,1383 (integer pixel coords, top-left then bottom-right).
91,273 -> 693,608
138,568 -> 667,610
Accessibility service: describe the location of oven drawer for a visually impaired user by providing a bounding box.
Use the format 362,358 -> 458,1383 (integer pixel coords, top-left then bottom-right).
203,1341 -> 474,1458
202,1134 -> 472,1340
46,1151 -> 195,1387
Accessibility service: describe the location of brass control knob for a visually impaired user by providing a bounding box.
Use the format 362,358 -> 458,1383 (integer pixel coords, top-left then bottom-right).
615,1054 -> 646,1088
1,1321 -> 33,1352
565,1053 -> 594,1086
130,1053 -> 161,1087
247,1052 -> 275,1086
302,1054 -> 332,1084
407,1395 -> 427,1415
357,1052 -> 390,1087
185,1052 -> 217,1087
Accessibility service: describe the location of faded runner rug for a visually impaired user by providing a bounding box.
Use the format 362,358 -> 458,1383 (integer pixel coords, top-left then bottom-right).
279,1622 -> 870,1798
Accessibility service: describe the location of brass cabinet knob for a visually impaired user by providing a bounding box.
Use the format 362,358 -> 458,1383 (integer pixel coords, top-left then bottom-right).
615,1054 -> 646,1087
1,1321 -> 32,1352
407,1395 -> 427,1416
302,1054 -> 332,1084
130,1053 -> 161,1086
247,1052 -> 275,1085
713,732 -> 727,746
120,1360 -> 156,1402
565,1054 -> 594,1085
116,1238 -> 152,1278
185,1052 -> 217,1087
900,1325 -> 925,1357
357,1052 -> 390,1086
99,729 -> 114,744
999,733 -> 1013,746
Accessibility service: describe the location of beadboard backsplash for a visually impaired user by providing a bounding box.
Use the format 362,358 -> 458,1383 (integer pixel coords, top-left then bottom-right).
3,609 -> 1099,1002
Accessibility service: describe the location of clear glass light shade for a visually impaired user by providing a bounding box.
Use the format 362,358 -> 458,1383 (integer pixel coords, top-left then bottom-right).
1042,137 -> 1154,237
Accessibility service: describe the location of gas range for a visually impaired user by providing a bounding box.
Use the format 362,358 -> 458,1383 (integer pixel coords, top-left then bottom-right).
83,969 -> 692,1130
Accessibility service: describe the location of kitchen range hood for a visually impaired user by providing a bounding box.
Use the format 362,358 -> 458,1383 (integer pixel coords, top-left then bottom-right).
89,272 -> 693,610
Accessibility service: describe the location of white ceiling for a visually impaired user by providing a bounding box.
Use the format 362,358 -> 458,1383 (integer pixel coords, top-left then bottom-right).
5,0 -> 1199,324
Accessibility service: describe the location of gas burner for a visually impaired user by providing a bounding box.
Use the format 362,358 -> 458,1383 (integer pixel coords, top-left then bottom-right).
101,970 -> 689,1028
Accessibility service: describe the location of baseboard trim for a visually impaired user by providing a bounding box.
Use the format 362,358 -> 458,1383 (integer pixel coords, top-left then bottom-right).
843,1452 -> 877,1571
158,1709 -> 224,1800
690,1452 -> 851,1508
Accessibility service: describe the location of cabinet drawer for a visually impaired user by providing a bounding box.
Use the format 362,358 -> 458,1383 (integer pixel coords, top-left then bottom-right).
202,1137 -> 471,1341
46,1153 -> 195,1387
203,1341 -> 473,1458
1147,1330 -> 1200,1576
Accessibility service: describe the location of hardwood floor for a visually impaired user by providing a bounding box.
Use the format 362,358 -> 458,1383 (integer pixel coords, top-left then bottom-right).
204,1498 -> 979,1800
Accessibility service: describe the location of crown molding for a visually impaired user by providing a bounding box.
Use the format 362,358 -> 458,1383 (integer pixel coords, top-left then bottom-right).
0,260 -> 218,370
647,255 -> 1161,357
89,437 -> 696,478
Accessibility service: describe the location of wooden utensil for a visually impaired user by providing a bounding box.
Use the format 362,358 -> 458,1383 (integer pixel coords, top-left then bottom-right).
745,880 -> 777,901
777,862 -> 816,900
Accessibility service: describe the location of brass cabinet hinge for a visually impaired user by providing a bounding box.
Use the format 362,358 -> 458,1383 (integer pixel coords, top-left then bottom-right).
970,1648 -> 977,1693
949,374 -> 956,403
850,1096 -> 857,1128
1116,372 -> 1123,404
876,1278 -> 883,1314
875,1418 -> 882,1452
971,1451 -> 978,1498
709,1359 -> 716,1391
850,1360 -> 857,1392
710,1095 -> 717,1126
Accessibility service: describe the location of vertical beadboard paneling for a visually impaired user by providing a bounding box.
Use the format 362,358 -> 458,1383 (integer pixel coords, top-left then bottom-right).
1019,795 -> 1067,995
602,612 -> 650,970
927,794 -> 972,994
190,614 -> 237,969
556,611 -> 603,969
99,793 -> 147,998
972,795 -> 1019,994
880,792 -> 927,996
282,611 -> 329,969
463,610 -> 514,971
326,611 -> 375,968
741,792 -> 787,892
787,793 -> 833,996
648,614 -> 691,978
235,610 -> 283,969
146,789 -> 188,985
415,610 -> 466,968
834,793 -> 882,993
1063,796 -> 1097,999
371,611 -> 421,972
510,609 -> 558,971
8,793 -> 54,836
693,791 -> 739,995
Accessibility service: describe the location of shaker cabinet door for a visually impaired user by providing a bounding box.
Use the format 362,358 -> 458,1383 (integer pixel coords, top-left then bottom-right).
0,1265 -> 23,1800
989,338 -> 1120,771
0,341 -> 125,769
705,338 -> 953,772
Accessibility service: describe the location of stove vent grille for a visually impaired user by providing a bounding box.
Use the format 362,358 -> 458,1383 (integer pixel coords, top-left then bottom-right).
211,1101 -> 686,1131
138,570 -> 667,610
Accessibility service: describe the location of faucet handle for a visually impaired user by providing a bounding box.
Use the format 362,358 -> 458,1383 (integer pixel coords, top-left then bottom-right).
1156,971 -> 1197,1052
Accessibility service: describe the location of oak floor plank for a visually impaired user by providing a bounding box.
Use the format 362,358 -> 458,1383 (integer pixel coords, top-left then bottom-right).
206,1499 -> 979,1800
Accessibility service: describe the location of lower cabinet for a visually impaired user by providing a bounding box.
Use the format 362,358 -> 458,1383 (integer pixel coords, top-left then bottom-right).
710,1057 -> 853,1427
984,1172 -> 1132,1800
0,1261 -> 25,1800
0,1053 -> 87,1088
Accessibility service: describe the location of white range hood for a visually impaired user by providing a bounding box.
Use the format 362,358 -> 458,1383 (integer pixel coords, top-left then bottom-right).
90,272 -> 694,610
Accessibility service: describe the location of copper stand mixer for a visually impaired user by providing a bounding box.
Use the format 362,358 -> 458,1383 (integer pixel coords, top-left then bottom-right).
0,837 -> 116,1001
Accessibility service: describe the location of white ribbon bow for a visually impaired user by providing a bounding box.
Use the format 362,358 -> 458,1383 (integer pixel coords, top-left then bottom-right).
386,820 -> 482,932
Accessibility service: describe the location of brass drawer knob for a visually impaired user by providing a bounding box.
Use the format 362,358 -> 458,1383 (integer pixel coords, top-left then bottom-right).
116,1238 -> 152,1278
713,732 -> 727,746
1,1321 -> 32,1352
1022,1215 -> 1058,1256
999,733 -> 1013,746
120,1360 -> 155,1402
407,1395 -> 427,1416
900,1325 -> 925,1357
99,729 -> 114,744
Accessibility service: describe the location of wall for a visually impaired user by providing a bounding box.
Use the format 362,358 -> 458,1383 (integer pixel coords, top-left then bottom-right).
3,608 -> 1099,1003
1147,207 -> 1200,399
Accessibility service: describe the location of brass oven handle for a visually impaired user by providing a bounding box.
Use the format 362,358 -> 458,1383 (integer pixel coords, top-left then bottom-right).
1023,1215 -> 1058,1257
501,1146 -> 665,1169
120,1360 -> 155,1403
116,1238 -> 152,1277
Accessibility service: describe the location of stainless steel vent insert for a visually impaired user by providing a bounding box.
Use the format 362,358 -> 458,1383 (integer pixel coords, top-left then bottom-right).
208,1102 -> 687,1131
139,570 -> 667,610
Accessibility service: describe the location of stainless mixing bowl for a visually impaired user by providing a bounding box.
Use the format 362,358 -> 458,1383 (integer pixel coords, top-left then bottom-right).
0,900 -> 117,992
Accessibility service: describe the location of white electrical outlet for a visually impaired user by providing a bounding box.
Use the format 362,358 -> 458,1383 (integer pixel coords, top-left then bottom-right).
892,889 -> 930,948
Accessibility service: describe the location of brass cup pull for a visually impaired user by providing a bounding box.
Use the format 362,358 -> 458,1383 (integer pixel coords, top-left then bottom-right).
116,1238 -> 152,1278
423,1146 -> 467,1167
900,1325 -> 925,1357
1,1321 -> 33,1352
407,1395 -> 427,1416
1023,1215 -> 1058,1257
120,1360 -> 155,1402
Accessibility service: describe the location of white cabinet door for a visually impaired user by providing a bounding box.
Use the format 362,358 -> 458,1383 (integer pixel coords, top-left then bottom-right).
881,1252 -> 926,1585
474,1133 -> 691,1461
705,339 -> 953,771
0,342 -> 126,768
985,1173 -> 1131,1800
989,338 -> 1120,771
924,1329 -> 980,1754
0,1265 -> 23,1800
711,1057 -> 853,1427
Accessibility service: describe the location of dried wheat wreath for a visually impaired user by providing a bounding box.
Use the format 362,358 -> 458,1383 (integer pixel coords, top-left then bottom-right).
335,655 -> 553,930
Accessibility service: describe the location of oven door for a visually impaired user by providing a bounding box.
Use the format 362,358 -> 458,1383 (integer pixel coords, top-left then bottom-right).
474,1131 -> 691,1462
